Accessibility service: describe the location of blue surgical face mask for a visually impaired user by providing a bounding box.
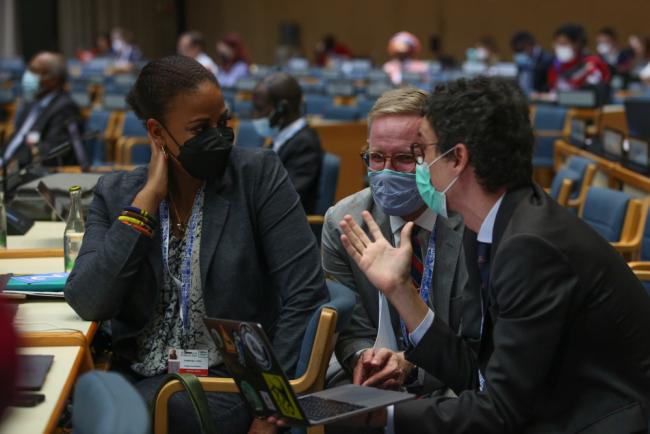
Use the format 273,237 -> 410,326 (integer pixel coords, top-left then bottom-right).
415,147 -> 459,218
21,70 -> 40,101
369,169 -> 425,217
252,116 -> 280,139
513,52 -> 533,68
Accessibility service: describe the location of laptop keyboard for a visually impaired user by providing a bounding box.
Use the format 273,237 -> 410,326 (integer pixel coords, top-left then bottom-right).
299,395 -> 364,422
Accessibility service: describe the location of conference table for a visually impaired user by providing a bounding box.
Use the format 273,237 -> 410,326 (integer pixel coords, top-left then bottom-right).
1,221 -> 98,434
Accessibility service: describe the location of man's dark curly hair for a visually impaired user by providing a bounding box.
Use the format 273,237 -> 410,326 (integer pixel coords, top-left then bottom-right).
422,76 -> 534,193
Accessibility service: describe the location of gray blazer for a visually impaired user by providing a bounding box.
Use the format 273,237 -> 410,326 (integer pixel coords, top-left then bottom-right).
65,148 -> 329,375
322,188 -> 482,391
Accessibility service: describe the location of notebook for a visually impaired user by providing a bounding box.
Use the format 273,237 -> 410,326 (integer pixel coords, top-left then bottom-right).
17,354 -> 54,391
4,273 -> 69,292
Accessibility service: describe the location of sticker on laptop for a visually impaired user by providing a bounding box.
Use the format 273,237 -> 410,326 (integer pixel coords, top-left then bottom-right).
262,373 -> 303,420
240,380 -> 264,411
232,332 -> 247,366
259,390 -> 277,411
219,325 -> 237,354
209,329 -> 224,352
240,324 -> 272,371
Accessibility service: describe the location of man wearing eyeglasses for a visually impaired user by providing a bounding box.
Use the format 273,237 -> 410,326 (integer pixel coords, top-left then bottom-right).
322,87 -> 481,401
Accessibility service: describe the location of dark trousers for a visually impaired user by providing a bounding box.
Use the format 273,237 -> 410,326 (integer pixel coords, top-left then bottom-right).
121,365 -> 252,434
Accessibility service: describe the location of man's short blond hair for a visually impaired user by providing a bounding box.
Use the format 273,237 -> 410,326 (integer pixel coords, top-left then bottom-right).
367,87 -> 429,130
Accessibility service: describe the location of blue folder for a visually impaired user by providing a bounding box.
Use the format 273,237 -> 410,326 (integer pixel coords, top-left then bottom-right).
5,273 -> 69,292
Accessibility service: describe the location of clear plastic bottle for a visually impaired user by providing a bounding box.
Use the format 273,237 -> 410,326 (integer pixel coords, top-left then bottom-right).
0,192 -> 6,249
64,185 -> 85,272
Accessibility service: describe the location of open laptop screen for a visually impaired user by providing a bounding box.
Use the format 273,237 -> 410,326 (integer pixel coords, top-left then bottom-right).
627,137 -> 649,167
602,128 -> 624,158
570,118 -> 586,144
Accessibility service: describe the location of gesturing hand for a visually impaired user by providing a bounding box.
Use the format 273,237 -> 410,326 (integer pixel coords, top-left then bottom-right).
132,134 -> 169,214
353,348 -> 413,390
339,211 -> 414,299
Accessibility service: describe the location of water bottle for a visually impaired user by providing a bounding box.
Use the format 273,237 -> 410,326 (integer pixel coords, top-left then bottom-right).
0,192 -> 7,249
64,185 -> 85,272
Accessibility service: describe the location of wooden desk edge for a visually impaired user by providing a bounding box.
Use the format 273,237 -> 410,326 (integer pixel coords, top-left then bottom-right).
0,249 -> 64,259
44,346 -> 85,434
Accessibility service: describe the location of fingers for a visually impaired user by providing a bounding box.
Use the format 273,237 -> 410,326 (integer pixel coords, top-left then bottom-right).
352,349 -> 374,385
361,349 -> 401,387
362,211 -> 385,243
398,222 -> 414,252
341,215 -> 371,247
340,234 -> 363,265
340,220 -> 366,258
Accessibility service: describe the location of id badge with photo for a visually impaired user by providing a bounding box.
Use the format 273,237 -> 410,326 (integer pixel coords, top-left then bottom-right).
167,349 -> 209,376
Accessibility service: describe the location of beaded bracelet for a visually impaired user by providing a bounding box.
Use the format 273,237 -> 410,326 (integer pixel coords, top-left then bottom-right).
118,215 -> 149,227
121,221 -> 153,238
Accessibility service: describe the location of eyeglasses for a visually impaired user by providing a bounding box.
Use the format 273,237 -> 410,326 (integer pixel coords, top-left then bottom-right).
360,151 -> 417,172
410,142 -> 438,165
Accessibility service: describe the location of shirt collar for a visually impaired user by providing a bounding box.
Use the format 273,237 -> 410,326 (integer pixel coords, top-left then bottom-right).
272,117 -> 307,152
389,207 -> 437,236
477,194 -> 505,244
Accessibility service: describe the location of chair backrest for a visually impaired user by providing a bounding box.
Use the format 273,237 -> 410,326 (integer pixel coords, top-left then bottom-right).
85,109 -> 112,164
533,104 -> 568,130
103,93 -> 129,111
581,187 -> 631,242
322,105 -> 360,121
233,99 -> 253,119
304,94 -> 333,116
72,371 -> 149,434
549,156 -> 595,200
313,152 -> 340,216
121,111 -> 148,137
235,120 -> 265,148
294,280 -> 356,380
640,205 -> 650,261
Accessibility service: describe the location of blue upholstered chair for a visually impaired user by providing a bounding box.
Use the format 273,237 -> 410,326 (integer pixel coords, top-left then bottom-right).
580,188 -> 645,259
153,280 -> 357,434
85,108 -> 112,164
304,94 -> 333,116
235,120 -> 265,148
115,111 -> 149,164
73,371 -> 149,434
625,199 -> 650,295
548,156 -> 596,208
532,105 -> 568,169
322,104 -> 360,121
308,153 -> 341,242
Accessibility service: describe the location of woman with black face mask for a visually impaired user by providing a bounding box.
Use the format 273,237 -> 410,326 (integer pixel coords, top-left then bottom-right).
64,55 -> 328,434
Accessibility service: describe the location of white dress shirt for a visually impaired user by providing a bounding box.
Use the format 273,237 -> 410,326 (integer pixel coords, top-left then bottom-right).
272,117 -> 307,153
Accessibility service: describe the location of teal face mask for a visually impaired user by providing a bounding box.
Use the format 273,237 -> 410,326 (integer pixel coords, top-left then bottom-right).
21,70 -> 40,101
415,146 -> 458,218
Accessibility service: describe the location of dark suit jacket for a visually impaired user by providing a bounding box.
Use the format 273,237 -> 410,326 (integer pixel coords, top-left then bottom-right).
64,148 -> 329,375
10,91 -> 83,167
396,184 -> 650,434
532,47 -> 554,93
276,125 -> 323,215
323,188 -> 482,393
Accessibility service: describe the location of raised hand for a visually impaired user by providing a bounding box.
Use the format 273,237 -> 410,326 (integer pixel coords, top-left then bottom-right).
339,211 -> 431,333
132,134 -> 169,214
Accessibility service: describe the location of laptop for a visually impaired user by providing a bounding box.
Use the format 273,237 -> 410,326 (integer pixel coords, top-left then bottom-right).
598,127 -> 625,161
568,118 -> 587,147
624,98 -> 650,139
623,136 -> 650,175
204,318 -> 414,426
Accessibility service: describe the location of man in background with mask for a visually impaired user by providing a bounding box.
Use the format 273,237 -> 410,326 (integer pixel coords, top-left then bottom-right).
252,72 -> 323,214
2,51 -> 83,168
322,87 -> 481,403
545,23 -> 610,96
177,30 -> 219,78
510,31 -> 553,94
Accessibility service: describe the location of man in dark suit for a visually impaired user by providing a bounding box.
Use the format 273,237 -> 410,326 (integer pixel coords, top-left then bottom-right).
3,52 -> 83,168
335,77 -> 650,433
323,87 -> 481,396
252,72 -> 323,214
511,31 -> 554,93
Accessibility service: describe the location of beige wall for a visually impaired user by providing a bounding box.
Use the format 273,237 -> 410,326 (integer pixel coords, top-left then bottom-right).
186,0 -> 650,65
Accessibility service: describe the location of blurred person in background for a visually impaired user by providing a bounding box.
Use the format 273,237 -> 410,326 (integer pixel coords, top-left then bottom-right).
511,31 -> 553,93
111,27 -> 143,70
383,31 -> 428,85
215,33 -> 250,88
177,30 -> 219,77
314,34 -> 353,67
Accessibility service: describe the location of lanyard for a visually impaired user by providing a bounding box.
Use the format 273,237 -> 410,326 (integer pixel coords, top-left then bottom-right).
160,188 -> 203,337
400,228 -> 436,344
